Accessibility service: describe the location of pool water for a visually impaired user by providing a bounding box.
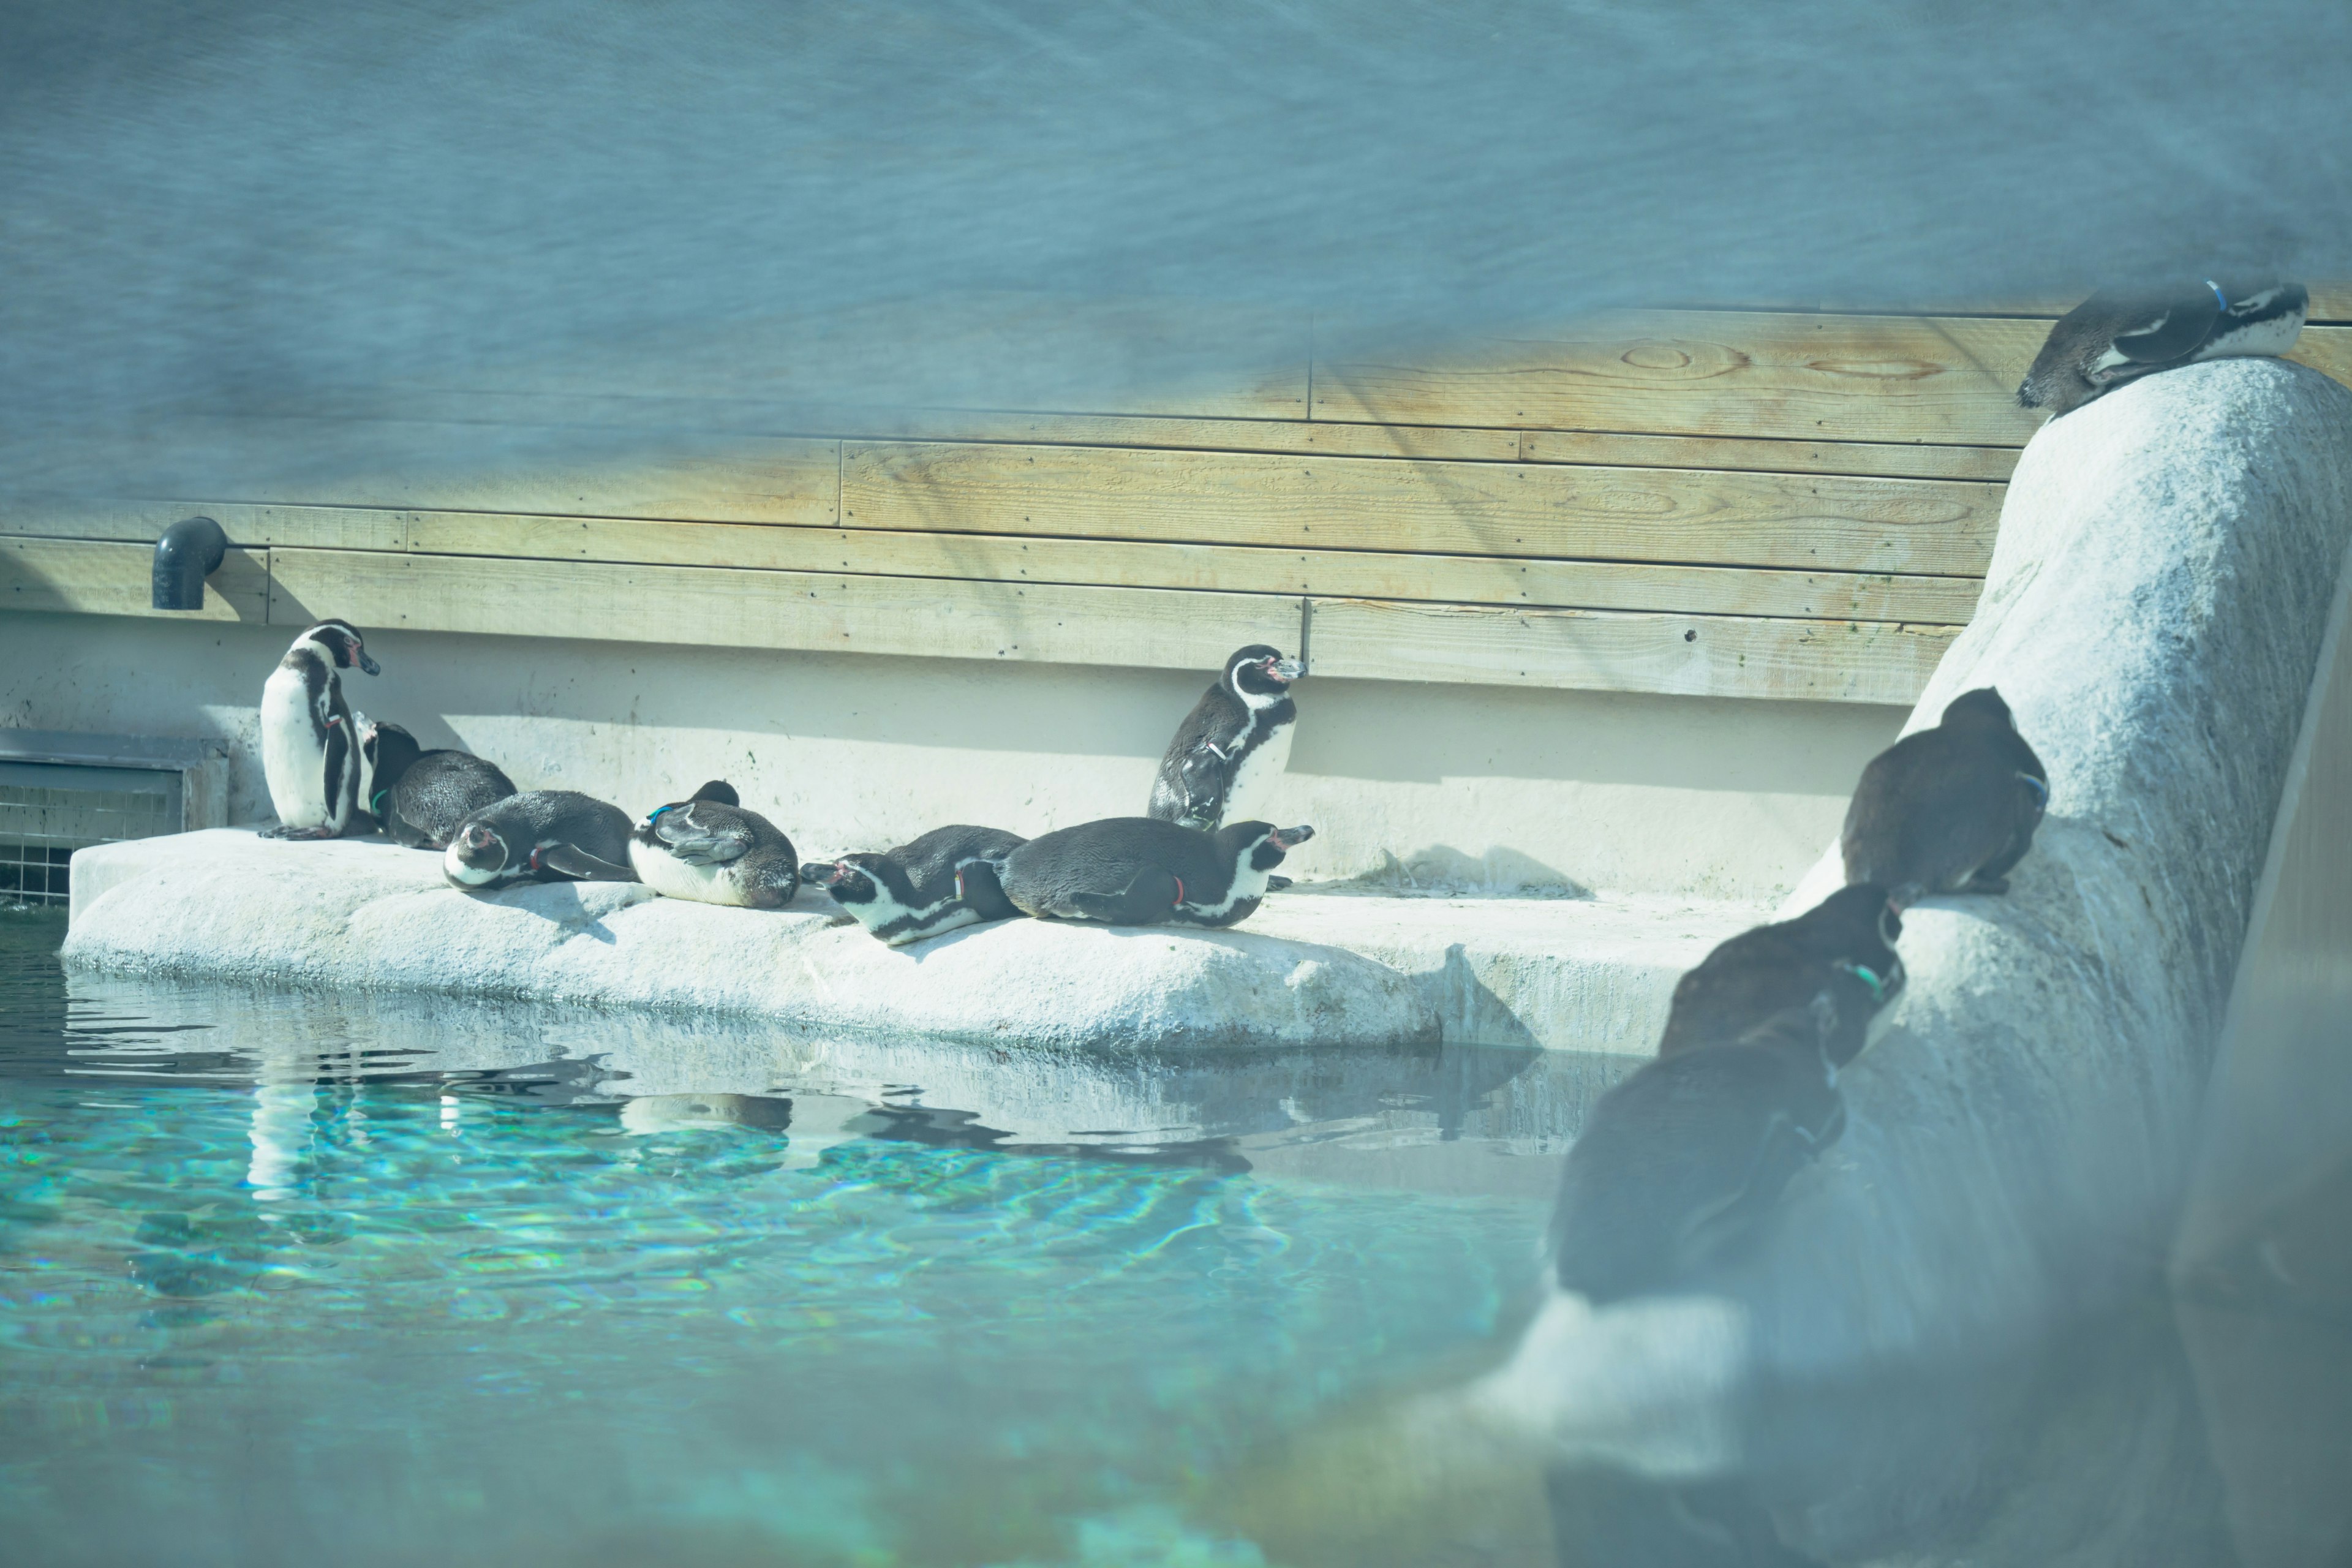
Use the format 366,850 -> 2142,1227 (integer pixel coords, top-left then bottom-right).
0,911 -> 1611,1567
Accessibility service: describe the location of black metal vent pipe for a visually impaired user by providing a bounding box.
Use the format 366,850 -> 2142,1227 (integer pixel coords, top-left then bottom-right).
151,516 -> 228,610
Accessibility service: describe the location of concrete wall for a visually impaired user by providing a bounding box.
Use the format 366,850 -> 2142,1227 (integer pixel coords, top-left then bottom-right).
0,609 -> 1904,899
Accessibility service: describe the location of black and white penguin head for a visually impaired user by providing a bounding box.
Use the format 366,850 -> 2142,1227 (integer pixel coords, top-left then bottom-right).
1940,686 -> 2015,733
292,619 -> 380,676
444,819 -> 511,886
688,780 -> 740,807
1216,820 -> 1314,873
822,853 -> 916,910
357,719 -> 421,816
1223,645 -> 1305,709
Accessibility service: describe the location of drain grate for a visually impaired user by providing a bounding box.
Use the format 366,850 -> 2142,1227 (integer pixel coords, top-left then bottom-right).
0,734 -> 229,908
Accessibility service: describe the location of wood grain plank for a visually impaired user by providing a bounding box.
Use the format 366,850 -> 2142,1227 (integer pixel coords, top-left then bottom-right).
265,548 -> 1301,673
0,500 -> 404,551
389,507 -> 1981,623
1515,429 -> 2019,482
1316,313 -> 2352,445
842,441 -> 2003,576
1306,596 -> 1954,704
2,537 -> 271,623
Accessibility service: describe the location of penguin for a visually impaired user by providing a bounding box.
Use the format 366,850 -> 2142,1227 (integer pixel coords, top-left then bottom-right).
1842,685 -> 2048,913
443,790 -> 639,890
989,816 -> 1312,929
819,824 -> 1030,946
1147,644 -> 1306,832
354,719 -> 517,850
627,780 -> 802,910
258,619 -> 380,840
1657,883 -> 1904,1067
1550,993 -> 1847,1305
2018,281 -> 2308,417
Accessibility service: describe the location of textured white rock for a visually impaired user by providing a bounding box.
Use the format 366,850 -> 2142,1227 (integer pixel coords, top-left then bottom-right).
1474,359 -> 2352,1544
62,829 -> 1438,1052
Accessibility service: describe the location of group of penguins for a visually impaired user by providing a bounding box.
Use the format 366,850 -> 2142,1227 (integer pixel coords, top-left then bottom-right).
259,631 -> 1316,945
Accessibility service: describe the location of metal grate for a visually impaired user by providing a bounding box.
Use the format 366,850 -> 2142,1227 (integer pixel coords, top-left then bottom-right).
0,764 -> 184,907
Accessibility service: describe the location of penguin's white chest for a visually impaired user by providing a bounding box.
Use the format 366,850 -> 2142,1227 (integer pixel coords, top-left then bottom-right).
1220,718 -> 1295,826
260,666 -> 331,827
628,841 -> 748,907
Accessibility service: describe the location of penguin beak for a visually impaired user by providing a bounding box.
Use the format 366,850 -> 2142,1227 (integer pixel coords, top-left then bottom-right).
357,650 -> 381,676
1270,824 -> 1314,849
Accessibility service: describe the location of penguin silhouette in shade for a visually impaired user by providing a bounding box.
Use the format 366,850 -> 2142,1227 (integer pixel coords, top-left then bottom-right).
628,780 -> 802,909
1842,687 -> 2048,913
258,620 -> 380,840
1550,992 -> 1847,1306
989,816 -> 1310,929
1658,883 -> 1903,1067
2018,281 -> 2307,417
820,824 -> 1030,946
1148,644 -> 1305,832
443,791 -> 638,890
355,720 -> 516,850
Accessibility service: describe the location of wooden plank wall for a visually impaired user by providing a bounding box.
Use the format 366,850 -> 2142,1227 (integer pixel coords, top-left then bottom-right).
6,291 -> 2349,706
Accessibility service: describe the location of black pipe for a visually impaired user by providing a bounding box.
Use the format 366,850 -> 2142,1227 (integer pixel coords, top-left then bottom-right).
151,516 -> 228,610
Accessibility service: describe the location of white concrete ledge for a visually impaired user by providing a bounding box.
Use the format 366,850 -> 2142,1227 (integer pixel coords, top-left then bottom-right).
62,827 -> 1770,1054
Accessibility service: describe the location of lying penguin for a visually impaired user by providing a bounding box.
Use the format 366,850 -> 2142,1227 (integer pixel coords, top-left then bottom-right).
258,620 -> 379,840
1657,883 -> 1904,1067
816,824 -> 1030,946
1550,992 -> 1847,1305
355,720 -> 516,850
627,780 -> 802,909
443,790 -> 639,890
989,816 -> 1311,929
2018,281 -> 2307,417
1842,686 -> 2048,912
1148,644 -> 1305,832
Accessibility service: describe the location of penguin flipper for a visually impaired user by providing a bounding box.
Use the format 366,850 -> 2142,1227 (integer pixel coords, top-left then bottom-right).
659,823 -> 754,866
1063,867 -> 1180,925
536,843 -> 637,881
2109,293 -> 2222,365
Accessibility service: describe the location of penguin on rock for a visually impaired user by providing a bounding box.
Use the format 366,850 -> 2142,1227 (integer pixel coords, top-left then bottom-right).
259,620 -> 380,840
989,816 -> 1311,930
443,791 -> 639,891
1842,686 -> 2048,912
627,780 -> 803,910
1550,992 -> 1848,1305
1148,645 -> 1305,833
2018,281 -> 2307,417
819,824 -> 1030,946
1657,883 -> 1905,1067
355,720 -> 516,850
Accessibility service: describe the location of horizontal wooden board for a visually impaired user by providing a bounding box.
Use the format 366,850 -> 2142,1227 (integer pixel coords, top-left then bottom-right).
1315,313 -> 2352,445
842,441 -> 2002,576
1513,429 -> 2019,483
0,500 -> 404,552
382,507 -> 1978,623
1306,597 -> 1954,704
2,537 -> 271,623
265,548 -> 1302,674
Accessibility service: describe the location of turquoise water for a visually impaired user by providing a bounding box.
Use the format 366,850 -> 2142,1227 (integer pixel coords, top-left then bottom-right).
0,913 -> 1601,1567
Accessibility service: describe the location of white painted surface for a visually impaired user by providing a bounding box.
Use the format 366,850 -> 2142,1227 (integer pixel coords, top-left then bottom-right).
0,612 -> 1903,900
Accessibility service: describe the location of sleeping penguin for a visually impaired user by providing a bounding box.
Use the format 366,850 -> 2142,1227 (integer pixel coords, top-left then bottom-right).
627,780 -> 802,909
1148,645 -> 1305,832
989,816 -> 1311,930
258,620 -> 379,840
355,720 -> 517,850
1842,686 -> 2048,913
819,824 -> 1030,946
1657,883 -> 1904,1067
2018,281 -> 2307,417
1550,992 -> 1847,1305
443,791 -> 639,890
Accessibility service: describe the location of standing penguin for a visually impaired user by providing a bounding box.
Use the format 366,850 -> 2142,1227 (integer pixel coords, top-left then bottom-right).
258,620 -> 380,840
443,791 -> 638,890
1842,686 -> 2048,912
1657,883 -> 1904,1066
2018,281 -> 2307,417
628,780 -> 802,910
355,720 -> 516,850
820,824 -> 1030,946
990,816 -> 1311,929
1147,645 -> 1305,832
1550,993 -> 1847,1305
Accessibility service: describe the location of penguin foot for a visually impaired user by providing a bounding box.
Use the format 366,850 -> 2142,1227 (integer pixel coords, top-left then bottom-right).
258,824 -> 337,840
1964,873 -> 2011,895
822,912 -> 859,928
